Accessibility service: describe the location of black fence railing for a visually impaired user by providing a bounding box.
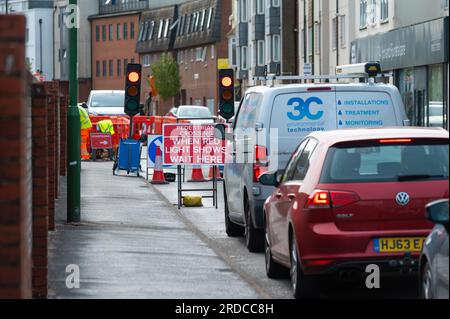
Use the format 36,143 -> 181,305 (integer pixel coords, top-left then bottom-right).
99,0 -> 148,14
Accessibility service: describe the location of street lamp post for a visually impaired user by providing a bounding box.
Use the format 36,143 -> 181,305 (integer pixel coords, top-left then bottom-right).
67,0 -> 81,223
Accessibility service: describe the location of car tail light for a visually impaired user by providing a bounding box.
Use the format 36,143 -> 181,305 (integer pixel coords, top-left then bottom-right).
253,145 -> 269,182
305,190 -> 360,209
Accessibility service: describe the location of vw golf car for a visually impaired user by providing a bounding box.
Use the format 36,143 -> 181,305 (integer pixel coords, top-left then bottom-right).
260,128 -> 449,298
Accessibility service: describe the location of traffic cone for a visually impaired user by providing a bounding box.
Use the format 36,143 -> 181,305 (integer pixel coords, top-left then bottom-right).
207,165 -> 222,181
151,146 -> 168,184
189,165 -> 207,182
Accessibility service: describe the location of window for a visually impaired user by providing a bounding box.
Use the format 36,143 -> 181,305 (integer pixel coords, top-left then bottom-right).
207,8 -> 214,29
179,15 -> 185,35
137,22 -> 145,41
256,0 -> 264,14
314,25 -> 321,54
282,139 -> 309,183
95,25 -> 100,42
369,0 -> 376,24
272,0 -> 280,7
130,22 -> 135,39
102,25 -> 106,41
108,24 -> 113,41
131,58 -> 135,64
117,59 -> 121,77
164,19 -> 170,38
124,59 -> 128,73
360,0 -> 368,29
320,141 -> 449,183
272,34 -> 280,62
194,12 -> 200,32
308,27 -> 313,56
196,47 -> 203,61
117,24 -> 122,40
235,93 -> 263,130
123,23 -> 128,40
200,10 -> 206,31
147,21 -> 155,40
340,14 -> 346,48
241,46 -> 248,70
109,60 -> 113,77
210,45 -> 215,60
158,20 -> 164,38
380,0 -> 389,22
257,40 -> 265,66
102,60 -> 106,77
96,61 -> 100,77
289,139 -> 318,181
185,15 -> 191,34
190,13 -> 196,32
240,0 -> 249,22
229,38 -> 237,67
332,17 -> 337,50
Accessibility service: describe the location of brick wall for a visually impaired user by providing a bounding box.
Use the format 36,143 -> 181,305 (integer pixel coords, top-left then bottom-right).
0,15 -> 32,299
31,83 -> 49,299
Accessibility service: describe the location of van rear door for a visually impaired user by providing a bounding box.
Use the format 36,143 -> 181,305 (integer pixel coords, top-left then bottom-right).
270,88 -> 337,170
335,88 -> 399,129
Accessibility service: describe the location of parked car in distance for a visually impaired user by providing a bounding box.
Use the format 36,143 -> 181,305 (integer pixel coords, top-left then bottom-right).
224,77 -> 410,253
83,90 -> 126,116
173,105 -> 214,124
260,127 -> 449,298
428,102 -> 445,127
420,199 -> 449,299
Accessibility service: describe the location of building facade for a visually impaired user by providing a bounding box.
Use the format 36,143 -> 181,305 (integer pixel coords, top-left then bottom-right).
230,0 -> 297,91
136,0 -> 231,116
351,0 -> 449,129
53,0 -> 98,101
89,0 -> 146,92
1,0 -> 54,80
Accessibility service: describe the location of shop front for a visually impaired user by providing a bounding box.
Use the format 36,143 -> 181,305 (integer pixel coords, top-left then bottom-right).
351,17 -> 449,129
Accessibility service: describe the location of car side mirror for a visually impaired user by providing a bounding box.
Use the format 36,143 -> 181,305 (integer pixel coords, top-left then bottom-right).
426,200 -> 449,225
81,102 -> 88,109
259,171 -> 283,187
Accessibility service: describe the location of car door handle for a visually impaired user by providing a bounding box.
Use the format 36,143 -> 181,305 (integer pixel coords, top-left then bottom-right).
288,194 -> 296,201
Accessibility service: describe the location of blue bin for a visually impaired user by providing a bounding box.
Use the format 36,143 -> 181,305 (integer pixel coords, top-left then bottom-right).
115,139 -> 141,175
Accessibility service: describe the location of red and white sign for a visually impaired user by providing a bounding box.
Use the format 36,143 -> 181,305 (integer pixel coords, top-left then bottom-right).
163,124 -> 226,165
90,133 -> 113,149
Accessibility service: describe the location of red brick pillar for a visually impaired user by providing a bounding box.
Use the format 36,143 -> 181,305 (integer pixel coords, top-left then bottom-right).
47,92 -> 56,231
58,81 -> 68,177
31,83 -> 49,298
0,15 -> 32,299
45,82 -> 60,200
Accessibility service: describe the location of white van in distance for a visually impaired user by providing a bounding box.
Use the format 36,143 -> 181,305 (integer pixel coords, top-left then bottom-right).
223,62 -> 411,252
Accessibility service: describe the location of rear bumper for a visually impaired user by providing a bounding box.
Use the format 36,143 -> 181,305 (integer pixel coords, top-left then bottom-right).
294,222 -> 431,275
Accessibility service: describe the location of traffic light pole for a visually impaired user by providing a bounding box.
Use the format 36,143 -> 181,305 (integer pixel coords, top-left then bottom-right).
67,0 -> 81,223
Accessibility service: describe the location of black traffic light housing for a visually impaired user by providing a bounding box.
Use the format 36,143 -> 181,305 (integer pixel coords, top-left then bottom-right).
124,63 -> 142,116
218,69 -> 235,121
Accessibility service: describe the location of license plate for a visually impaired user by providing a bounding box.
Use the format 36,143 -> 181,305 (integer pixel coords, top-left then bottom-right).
373,237 -> 425,253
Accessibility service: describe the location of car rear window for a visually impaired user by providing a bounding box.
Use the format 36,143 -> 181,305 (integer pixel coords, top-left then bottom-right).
90,92 -> 125,107
320,139 -> 449,183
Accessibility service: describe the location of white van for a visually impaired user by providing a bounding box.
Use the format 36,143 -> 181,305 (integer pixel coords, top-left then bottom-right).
223,71 -> 410,252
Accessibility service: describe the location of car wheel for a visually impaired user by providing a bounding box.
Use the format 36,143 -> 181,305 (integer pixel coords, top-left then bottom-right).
244,196 -> 264,253
421,261 -> 434,299
290,237 -> 319,299
224,185 -> 244,237
265,219 -> 289,278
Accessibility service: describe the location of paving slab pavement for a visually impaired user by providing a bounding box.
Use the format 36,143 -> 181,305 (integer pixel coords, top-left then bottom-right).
48,161 -> 260,299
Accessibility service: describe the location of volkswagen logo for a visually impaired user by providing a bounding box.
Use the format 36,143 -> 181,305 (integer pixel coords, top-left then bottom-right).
396,192 -> 410,206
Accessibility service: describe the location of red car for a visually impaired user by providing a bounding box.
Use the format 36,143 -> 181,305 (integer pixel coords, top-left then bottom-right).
260,128 -> 449,298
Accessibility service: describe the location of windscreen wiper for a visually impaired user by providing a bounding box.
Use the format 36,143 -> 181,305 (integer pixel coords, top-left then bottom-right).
397,174 -> 448,181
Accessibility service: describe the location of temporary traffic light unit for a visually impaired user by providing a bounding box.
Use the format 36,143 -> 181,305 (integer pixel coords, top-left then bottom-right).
218,69 -> 235,120
124,63 -> 142,116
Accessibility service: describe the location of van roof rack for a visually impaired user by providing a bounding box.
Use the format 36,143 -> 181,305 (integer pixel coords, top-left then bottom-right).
253,62 -> 392,85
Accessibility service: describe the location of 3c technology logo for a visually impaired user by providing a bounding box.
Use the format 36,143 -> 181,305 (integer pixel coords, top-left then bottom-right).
287,97 -> 324,121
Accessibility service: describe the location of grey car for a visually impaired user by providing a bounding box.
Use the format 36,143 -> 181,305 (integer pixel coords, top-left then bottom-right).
420,199 -> 449,299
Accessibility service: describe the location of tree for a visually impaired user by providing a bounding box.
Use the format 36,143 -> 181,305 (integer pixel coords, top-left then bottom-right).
151,53 -> 181,101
